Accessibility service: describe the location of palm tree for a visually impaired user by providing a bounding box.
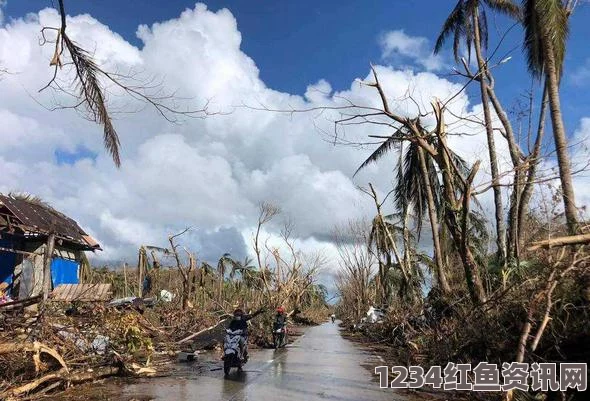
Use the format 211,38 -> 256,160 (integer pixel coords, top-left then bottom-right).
395,142 -> 452,295
368,214 -> 405,304
195,261 -> 215,305
216,253 -> 234,302
434,0 -> 521,263
355,66 -> 489,303
521,0 -> 579,234
228,257 -> 255,281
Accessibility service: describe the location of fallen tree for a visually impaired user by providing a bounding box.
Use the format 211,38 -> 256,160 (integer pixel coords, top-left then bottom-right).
527,233 -> 590,251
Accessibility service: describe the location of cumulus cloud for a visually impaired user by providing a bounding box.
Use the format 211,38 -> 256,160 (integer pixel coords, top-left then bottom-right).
1,3 -> 585,291
379,29 -> 445,72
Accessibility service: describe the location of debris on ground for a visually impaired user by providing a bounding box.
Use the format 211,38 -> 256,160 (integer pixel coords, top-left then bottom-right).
0,298 -> 219,400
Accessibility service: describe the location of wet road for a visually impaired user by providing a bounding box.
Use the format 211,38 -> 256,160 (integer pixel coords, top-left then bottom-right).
72,322 -> 410,401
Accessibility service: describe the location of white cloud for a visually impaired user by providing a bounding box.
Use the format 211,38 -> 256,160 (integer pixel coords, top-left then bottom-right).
2,3 -> 584,290
379,29 -> 445,72
571,118 -> 590,210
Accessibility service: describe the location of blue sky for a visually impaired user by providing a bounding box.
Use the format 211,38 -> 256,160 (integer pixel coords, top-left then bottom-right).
3,0 -> 590,132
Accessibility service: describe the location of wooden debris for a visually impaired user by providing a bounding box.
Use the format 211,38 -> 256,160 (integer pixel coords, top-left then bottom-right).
0,366 -> 121,400
51,283 -> 112,302
0,295 -> 42,311
0,341 -> 68,373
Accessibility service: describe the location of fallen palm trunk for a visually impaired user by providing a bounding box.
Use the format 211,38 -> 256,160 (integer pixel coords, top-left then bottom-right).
178,318 -> 228,344
528,233 -> 590,250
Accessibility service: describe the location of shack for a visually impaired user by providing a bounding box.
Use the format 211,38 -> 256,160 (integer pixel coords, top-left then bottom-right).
0,194 -> 101,299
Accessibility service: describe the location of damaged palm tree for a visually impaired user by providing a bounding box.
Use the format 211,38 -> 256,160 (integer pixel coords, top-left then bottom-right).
359,184 -> 414,305
347,67 -> 487,304
355,132 -> 454,297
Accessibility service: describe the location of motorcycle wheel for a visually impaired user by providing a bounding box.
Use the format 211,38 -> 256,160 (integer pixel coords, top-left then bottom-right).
224,357 -> 232,375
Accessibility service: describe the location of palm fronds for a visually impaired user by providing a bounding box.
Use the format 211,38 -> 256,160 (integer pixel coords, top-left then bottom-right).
7,192 -> 70,221
435,0 -> 466,60
485,0 -> 522,18
61,34 -> 121,166
434,0 -> 520,61
394,141 -> 442,240
522,0 -> 569,79
353,128 -> 405,177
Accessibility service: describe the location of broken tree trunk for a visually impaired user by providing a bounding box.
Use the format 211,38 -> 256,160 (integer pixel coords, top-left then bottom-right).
0,341 -> 68,374
528,233 -> 590,251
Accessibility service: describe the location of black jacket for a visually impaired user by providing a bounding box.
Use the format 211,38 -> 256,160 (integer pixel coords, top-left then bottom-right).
228,309 -> 263,333
274,313 -> 286,326
273,313 -> 287,330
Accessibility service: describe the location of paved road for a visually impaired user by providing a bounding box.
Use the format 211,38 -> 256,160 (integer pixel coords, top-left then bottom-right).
71,322 -> 410,401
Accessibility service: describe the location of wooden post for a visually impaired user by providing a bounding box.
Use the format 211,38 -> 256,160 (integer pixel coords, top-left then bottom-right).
138,253 -> 144,298
42,233 -> 56,301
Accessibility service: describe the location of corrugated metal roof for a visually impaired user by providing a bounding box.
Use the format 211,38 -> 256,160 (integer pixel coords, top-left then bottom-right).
0,194 -> 101,250
51,283 -> 112,302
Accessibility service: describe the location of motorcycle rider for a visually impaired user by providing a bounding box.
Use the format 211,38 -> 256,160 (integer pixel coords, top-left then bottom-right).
228,307 -> 264,360
331,313 -> 336,323
274,306 -> 287,328
273,306 -> 288,346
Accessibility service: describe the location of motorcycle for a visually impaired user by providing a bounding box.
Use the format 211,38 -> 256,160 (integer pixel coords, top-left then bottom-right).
223,328 -> 246,375
272,322 -> 288,349
331,315 -> 335,323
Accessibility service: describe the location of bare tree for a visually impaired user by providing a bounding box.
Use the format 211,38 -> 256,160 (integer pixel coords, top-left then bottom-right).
253,202 -> 280,299
334,220 -> 376,322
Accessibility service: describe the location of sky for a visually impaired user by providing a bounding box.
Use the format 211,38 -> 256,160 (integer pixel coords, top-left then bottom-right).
1,1 -> 590,290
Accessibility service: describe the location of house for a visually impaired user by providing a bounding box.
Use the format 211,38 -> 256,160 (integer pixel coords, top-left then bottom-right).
0,194 -> 101,299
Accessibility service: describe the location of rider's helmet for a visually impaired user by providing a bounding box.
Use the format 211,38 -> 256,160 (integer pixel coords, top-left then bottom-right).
233,308 -> 244,316
276,306 -> 285,314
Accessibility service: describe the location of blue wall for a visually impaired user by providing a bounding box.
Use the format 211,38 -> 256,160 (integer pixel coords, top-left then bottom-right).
51,257 -> 80,286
